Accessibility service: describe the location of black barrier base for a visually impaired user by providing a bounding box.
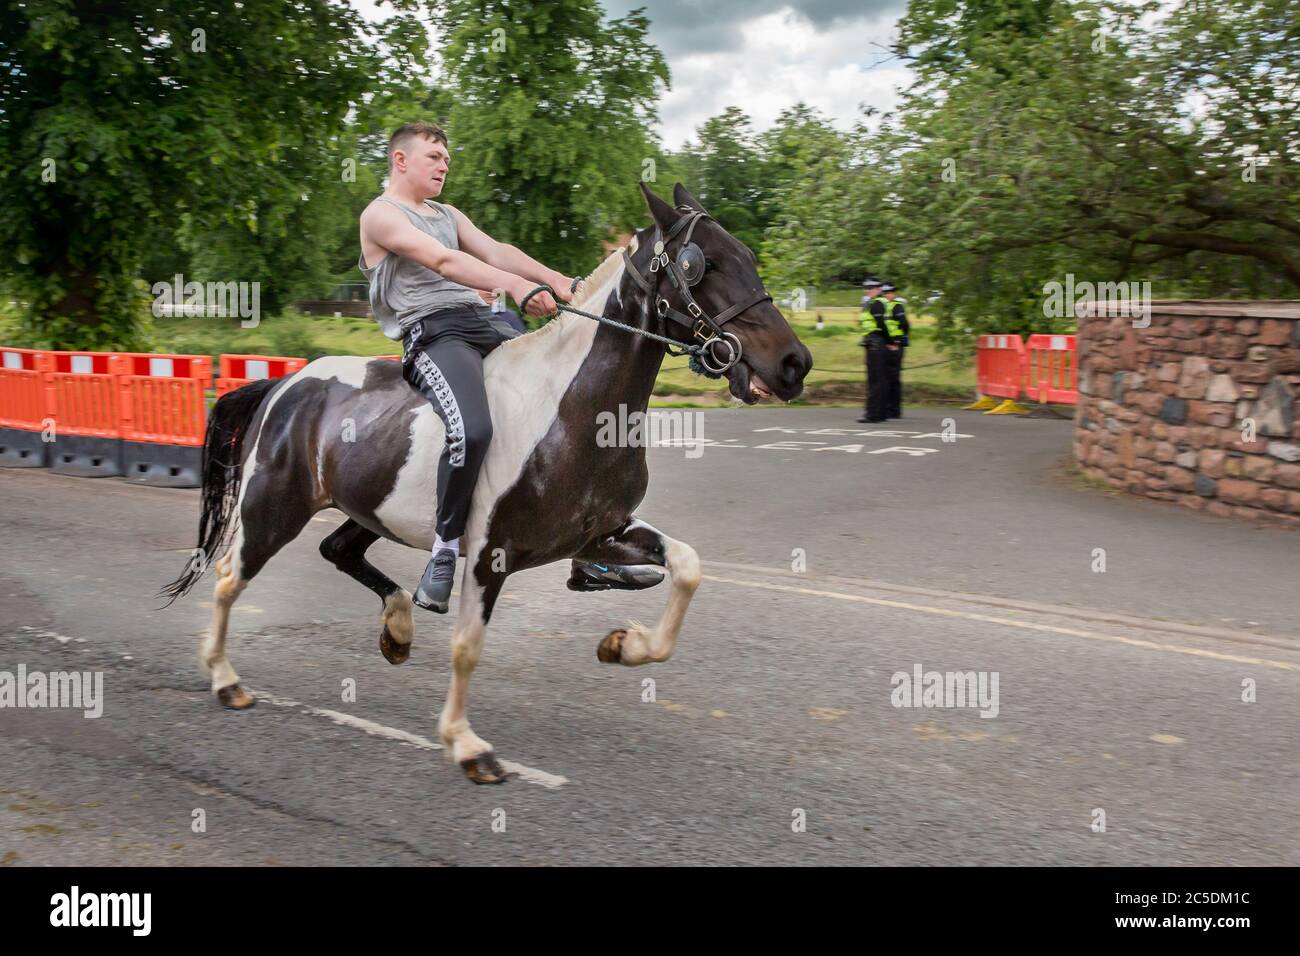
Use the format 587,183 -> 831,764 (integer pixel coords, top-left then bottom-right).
48,434 -> 122,478
0,426 -> 49,468
121,440 -> 202,488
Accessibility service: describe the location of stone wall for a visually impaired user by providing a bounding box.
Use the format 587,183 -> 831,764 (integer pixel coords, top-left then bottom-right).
1074,301 -> 1300,528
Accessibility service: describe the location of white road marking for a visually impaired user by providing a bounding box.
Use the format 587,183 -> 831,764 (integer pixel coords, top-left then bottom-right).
248,690 -> 568,789
704,560 -> 1300,650
701,574 -> 1300,673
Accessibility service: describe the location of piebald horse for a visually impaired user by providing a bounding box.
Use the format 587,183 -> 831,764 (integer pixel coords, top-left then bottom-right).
163,183 -> 812,784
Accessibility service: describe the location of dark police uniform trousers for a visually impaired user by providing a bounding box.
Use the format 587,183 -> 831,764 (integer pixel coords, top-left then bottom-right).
863,333 -> 890,422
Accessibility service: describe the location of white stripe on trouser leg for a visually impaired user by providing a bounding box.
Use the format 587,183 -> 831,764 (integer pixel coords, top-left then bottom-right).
413,351 -> 467,466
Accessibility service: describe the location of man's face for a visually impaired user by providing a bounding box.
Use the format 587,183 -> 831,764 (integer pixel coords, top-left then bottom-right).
395,135 -> 450,198
866,287 -> 881,298
883,291 -> 896,300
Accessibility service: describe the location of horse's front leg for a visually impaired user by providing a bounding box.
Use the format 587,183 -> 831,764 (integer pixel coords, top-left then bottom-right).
436,543 -> 509,784
575,517 -> 701,666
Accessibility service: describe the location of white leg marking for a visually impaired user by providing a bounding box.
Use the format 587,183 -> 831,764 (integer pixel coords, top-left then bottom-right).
381,589 -> 415,648
201,530 -> 247,692
436,544 -> 496,765
617,535 -> 700,666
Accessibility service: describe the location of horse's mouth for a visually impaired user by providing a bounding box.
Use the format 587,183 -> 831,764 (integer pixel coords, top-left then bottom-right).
727,361 -> 774,404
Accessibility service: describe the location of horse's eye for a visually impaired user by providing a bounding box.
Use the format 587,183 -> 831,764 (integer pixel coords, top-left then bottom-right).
704,258 -> 715,270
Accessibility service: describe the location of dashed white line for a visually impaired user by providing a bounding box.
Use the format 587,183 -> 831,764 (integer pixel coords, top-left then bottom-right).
249,690 -> 568,789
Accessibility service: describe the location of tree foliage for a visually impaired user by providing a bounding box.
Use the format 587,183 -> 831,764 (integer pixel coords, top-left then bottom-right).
433,0 -> 669,275
0,0 -> 384,348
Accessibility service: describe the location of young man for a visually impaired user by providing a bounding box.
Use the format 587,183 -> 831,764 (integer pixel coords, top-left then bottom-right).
359,121 -> 661,613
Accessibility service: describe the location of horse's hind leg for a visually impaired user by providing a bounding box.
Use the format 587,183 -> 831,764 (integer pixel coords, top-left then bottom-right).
202,531 -> 253,708
319,518 -> 414,665
201,473 -> 316,708
574,517 -> 700,666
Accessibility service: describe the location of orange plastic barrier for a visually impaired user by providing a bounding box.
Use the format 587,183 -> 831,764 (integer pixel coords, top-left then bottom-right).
44,351 -> 121,439
110,353 -> 211,447
0,347 -> 54,468
0,347 -> 51,430
42,351 -> 124,476
975,334 -> 1027,400
216,353 -> 307,397
1024,334 -> 1078,405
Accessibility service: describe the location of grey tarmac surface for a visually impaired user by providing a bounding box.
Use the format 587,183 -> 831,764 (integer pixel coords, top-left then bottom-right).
0,405 -> 1296,865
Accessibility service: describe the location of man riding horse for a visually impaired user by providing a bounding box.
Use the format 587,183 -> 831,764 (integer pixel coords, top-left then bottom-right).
162,134 -> 812,784
359,121 -> 663,612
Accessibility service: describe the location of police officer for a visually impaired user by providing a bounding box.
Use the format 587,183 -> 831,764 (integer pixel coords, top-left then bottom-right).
858,278 -> 889,423
879,283 -> 909,419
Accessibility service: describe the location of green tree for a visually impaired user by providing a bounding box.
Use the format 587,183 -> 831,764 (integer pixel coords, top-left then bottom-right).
433,0 -> 669,276
0,0 -> 382,349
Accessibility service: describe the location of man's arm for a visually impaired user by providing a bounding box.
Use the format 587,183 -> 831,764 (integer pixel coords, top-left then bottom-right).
360,201 -> 557,316
445,204 -> 574,303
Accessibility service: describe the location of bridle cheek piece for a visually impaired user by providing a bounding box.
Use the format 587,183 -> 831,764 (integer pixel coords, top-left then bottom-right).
621,206 -> 772,375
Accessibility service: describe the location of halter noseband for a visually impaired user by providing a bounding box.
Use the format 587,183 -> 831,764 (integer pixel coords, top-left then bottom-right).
620,206 -> 773,375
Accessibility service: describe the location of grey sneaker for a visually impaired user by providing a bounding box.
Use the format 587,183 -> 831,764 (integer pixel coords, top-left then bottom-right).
414,548 -> 458,613
566,560 -> 664,592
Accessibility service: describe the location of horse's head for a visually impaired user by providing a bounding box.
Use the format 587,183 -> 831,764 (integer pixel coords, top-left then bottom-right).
636,182 -> 812,404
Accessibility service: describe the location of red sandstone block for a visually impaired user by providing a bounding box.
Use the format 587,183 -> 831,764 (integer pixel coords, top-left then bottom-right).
1165,467 -> 1195,491
1259,487 -> 1287,510
1217,478 -> 1260,505
1243,456 -> 1276,481
1259,320 -> 1292,346
1188,401 -> 1233,427
1199,449 -> 1227,477
1206,501 -> 1233,517
1212,336 -> 1248,360
1276,463 -> 1300,489
1233,363 -> 1274,384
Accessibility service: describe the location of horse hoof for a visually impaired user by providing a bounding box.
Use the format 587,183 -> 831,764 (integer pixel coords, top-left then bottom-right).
460,752 -> 510,785
379,625 -> 410,665
216,684 -> 255,710
597,629 -> 625,664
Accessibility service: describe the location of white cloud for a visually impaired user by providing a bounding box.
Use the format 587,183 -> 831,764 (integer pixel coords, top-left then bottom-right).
350,0 -> 912,149
657,7 -> 909,148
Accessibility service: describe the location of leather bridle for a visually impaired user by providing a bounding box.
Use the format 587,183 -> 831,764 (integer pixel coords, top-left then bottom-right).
519,205 -> 773,376
620,207 -> 772,375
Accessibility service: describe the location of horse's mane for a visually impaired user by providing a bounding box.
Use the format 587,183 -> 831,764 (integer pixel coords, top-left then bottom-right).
507,233 -> 640,345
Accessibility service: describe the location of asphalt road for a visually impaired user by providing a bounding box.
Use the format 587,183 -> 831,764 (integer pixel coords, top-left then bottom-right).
1,406 -> 1296,865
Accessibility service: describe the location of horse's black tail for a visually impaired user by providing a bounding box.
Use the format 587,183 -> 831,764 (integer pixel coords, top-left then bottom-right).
158,378 -> 279,606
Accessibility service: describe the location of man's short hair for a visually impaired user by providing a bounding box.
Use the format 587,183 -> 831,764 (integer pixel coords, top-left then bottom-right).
388,122 -> 449,167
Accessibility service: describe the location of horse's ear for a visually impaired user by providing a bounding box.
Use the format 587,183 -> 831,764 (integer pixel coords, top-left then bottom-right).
673,182 -> 706,214
639,181 -> 679,230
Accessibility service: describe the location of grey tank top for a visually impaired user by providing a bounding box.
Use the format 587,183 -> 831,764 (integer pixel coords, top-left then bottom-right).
359,197 -> 488,340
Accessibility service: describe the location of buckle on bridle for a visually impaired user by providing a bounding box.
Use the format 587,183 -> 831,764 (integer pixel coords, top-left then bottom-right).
657,297 -> 670,318
692,318 -> 711,341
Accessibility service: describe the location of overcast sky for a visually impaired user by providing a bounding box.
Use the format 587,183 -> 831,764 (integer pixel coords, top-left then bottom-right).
597,0 -> 911,148
356,0 -> 912,149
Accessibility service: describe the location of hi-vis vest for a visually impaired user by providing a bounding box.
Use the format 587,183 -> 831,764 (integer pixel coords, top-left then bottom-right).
881,299 -> 905,338
860,298 -> 885,336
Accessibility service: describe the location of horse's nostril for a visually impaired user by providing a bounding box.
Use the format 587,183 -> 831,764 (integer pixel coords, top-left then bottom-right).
781,346 -> 812,386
